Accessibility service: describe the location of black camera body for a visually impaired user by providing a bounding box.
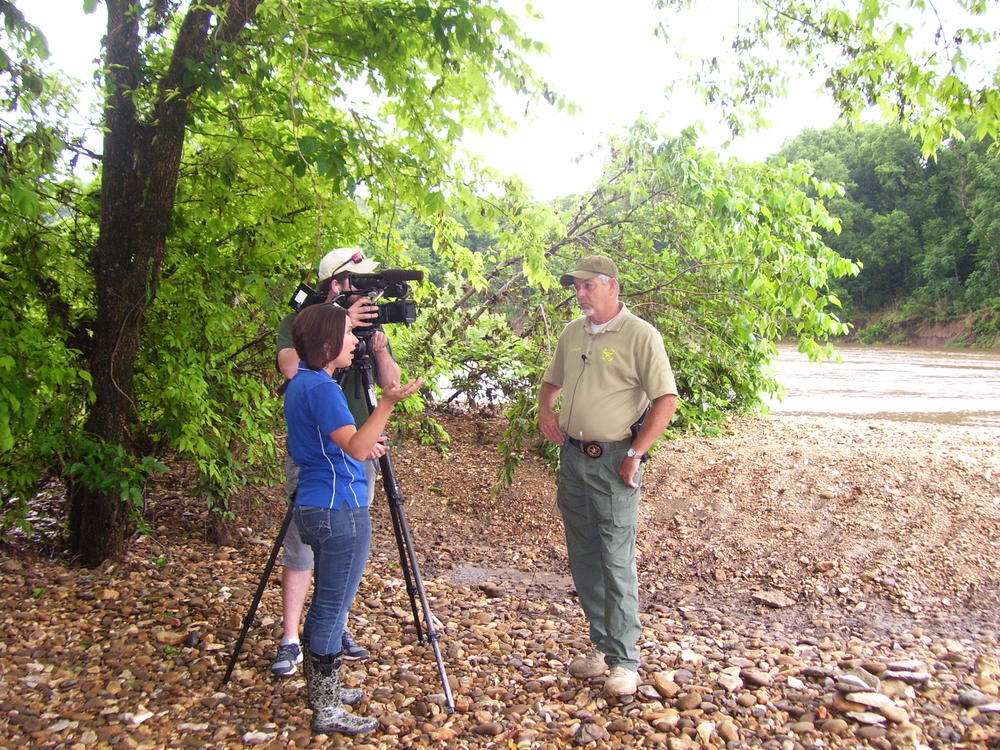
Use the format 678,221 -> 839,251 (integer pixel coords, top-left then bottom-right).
340,272 -> 418,327
353,297 -> 417,327
288,269 -> 422,328
348,273 -> 413,299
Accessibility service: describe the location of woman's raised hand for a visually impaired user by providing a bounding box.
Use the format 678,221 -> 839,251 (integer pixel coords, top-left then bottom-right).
381,378 -> 424,405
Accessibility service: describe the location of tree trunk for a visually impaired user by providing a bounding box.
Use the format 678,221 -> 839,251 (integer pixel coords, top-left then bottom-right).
67,193 -> 172,564
67,0 -> 260,565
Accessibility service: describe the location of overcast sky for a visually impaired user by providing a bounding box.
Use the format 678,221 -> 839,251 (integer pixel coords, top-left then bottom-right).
470,0 -> 841,198
30,0 -> 840,200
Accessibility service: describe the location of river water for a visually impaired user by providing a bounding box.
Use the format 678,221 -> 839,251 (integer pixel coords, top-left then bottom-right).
766,344 -> 1000,429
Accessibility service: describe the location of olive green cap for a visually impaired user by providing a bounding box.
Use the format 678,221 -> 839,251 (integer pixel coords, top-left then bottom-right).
559,255 -> 619,286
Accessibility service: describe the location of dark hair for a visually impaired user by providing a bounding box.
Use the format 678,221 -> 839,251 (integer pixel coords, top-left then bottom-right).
316,272 -> 351,295
292,304 -> 348,370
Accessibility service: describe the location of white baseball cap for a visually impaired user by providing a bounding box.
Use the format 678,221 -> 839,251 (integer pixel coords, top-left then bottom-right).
318,247 -> 379,281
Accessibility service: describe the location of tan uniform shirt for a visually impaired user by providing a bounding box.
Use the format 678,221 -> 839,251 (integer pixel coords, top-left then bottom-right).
543,304 -> 678,442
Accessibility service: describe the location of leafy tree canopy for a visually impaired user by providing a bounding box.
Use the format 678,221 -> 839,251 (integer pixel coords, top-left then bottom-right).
0,0 -> 552,561
16,0 -> 992,564
386,122 -> 858,482
656,0 -> 1000,156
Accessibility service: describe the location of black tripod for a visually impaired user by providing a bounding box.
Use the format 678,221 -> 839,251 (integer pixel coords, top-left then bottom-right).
222,345 -> 454,713
220,495 -> 295,688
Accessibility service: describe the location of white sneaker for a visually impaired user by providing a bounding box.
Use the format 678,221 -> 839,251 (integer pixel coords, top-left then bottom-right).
568,650 -> 607,679
604,666 -> 640,697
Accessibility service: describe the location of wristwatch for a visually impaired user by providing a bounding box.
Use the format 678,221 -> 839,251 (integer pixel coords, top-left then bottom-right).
626,448 -> 640,459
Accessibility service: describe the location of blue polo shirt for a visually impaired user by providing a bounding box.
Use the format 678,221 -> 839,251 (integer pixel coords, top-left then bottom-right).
283,365 -> 368,509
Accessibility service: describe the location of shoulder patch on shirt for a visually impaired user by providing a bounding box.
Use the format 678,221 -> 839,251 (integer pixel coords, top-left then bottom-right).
601,347 -> 616,362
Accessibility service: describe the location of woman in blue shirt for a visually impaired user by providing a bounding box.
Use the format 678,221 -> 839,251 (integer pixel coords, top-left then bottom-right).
285,303 -> 421,735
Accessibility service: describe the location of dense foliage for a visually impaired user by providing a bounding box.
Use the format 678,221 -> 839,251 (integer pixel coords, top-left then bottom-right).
2,0 -> 995,563
652,0 -> 1000,339
0,0 -> 547,562
0,3 -> 93,532
392,122 -> 857,483
775,123 -> 1000,341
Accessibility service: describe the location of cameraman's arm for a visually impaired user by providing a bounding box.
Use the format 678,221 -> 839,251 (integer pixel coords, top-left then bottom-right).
277,347 -> 299,380
275,312 -> 299,380
370,331 -> 401,388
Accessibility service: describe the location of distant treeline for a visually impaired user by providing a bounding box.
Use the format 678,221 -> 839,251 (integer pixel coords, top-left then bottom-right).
775,124 -> 999,345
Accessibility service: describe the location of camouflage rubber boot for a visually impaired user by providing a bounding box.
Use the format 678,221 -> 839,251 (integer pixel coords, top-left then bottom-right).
302,643 -> 362,707
307,651 -> 377,735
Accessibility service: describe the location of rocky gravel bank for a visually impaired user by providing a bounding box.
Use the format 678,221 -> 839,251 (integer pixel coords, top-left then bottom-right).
1,413 -> 998,748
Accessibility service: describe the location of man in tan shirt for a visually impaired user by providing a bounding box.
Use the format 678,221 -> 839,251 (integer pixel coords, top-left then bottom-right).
538,255 -> 678,698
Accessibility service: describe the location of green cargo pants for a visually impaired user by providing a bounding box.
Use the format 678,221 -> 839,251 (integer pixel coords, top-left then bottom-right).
557,439 -> 642,670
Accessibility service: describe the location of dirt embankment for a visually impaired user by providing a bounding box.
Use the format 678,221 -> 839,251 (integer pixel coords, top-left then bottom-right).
848,313 -> 998,347
1,412 -> 998,748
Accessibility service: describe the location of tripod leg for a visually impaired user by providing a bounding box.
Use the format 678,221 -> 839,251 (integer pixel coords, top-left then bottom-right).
382,466 -> 424,642
343,355 -> 455,712
388,496 -> 456,713
220,499 -> 295,689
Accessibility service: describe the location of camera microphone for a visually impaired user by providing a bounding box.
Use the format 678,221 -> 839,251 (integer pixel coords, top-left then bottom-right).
379,269 -> 424,283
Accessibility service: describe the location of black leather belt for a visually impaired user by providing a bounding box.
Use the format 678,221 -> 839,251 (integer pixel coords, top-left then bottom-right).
566,435 -> 629,459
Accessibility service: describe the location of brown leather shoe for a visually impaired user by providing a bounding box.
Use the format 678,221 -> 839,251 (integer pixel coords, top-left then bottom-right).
568,650 -> 607,679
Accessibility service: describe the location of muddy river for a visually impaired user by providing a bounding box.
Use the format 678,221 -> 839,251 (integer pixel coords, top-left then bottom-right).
766,344 -> 1000,429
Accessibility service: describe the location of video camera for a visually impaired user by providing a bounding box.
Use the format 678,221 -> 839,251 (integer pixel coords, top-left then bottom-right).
288,269 -> 423,327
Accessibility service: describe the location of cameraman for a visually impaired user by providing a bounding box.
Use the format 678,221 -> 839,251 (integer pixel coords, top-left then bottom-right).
271,247 -> 401,677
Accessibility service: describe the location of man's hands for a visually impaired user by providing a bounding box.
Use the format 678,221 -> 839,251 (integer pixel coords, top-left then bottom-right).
346,296 -> 379,327
538,382 -> 565,445
538,407 -> 565,445
619,456 -> 641,488
369,330 -> 389,354
344,297 -> 398,383
366,436 -> 389,460
540,374 -> 643,486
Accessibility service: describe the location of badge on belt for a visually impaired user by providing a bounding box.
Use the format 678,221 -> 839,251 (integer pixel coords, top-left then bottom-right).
584,442 -> 603,458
